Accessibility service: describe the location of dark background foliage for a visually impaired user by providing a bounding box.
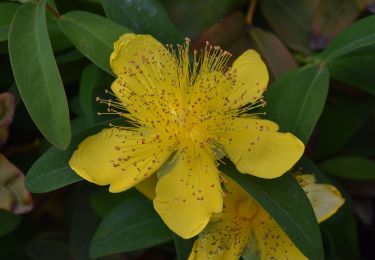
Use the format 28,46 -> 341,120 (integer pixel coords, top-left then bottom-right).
1,0 -> 375,259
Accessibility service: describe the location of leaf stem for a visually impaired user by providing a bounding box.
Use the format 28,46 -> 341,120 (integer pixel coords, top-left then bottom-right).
35,0 -> 60,19
45,3 -> 60,19
246,0 -> 258,26
2,140 -> 41,157
294,53 -> 323,66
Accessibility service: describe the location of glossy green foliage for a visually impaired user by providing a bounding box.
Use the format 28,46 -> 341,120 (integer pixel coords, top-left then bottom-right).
0,2 -> 19,42
174,235 -> 195,260
265,65 -> 330,143
90,195 -> 173,257
90,188 -> 139,218
314,97 -> 373,159
57,11 -> 131,74
223,163 -> 323,260
25,118 -> 125,193
79,64 -> 113,123
321,15 -> 375,60
3,0 -> 375,259
320,156 -> 375,180
9,0 -> 71,149
102,0 -> 183,44
328,54 -> 375,95
298,157 -> 360,260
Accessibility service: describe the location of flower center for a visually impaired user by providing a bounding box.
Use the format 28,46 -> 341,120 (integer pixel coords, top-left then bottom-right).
99,39 -> 244,150
237,199 -> 258,220
168,96 -> 223,143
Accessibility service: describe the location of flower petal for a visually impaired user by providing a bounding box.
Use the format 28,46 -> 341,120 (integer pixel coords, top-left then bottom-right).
154,145 -> 222,239
188,177 -> 253,260
251,208 -> 308,260
220,118 -> 304,178
189,217 -> 251,260
136,174 -> 157,200
110,34 -> 172,77
297,174 -> 345,223
226,50 -> 269,108
109,34 -> 180,128
69,127 -> 173,193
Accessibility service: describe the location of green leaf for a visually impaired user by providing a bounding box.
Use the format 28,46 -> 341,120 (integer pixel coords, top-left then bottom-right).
192,11 -> 247,55
298,157 -> 360,260
79,64 -> 113,123
248,27 -> 297,79
10,0 -> 32,4
0,2 -> 19,42
57,11 -> 131,75
162,0 -> 241,39
340,123 -> 375,158
174,235 -> 195,260
260,0 -> 316,54
55,50 -> 83,64
72,117 -> 94,133
102,0 -> 183,44
90,195 -> 173,257
90,188 -> 139,218
328,54 -> 375,95
25,148 -> 81,194
25,118 -> 125,193
321,201 -> 360,260
314,97 -> 373,159
46,12 -> 72,53
311,0 -> 367,49
297,156 -> 330,183
265,65 -> 330,143
321,15 -> 375,60
8,0 -> 71,149
320,156 -> 375,180
0,210 -> 21,237
222,163 -> 323,260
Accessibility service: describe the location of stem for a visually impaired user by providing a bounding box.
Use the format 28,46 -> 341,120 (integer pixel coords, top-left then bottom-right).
294,53 -> 323,66
246,0 -> 258,26
2,140 -> 41,157
45,3 -> 60,19
35,0 -> 60,19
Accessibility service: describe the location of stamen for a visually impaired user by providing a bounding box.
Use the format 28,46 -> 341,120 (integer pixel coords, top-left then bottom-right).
96,39 -> 268,180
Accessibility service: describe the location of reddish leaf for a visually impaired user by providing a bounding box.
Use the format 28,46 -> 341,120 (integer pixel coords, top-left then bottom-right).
192,11 -> 250,59
368,2 -> 375,12
354,198 -> 373,226
0,92 -> 15,145
260,0 -> 317,54
311,0 -> 368,49
248,27 -> 298,79
0,154 -> 33,214
163,0 -> 247,39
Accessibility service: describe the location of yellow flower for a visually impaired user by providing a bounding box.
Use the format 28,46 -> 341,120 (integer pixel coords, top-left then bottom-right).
295,174 -> 344,223
69,34 -> 304,238
188,175 -> 345,260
